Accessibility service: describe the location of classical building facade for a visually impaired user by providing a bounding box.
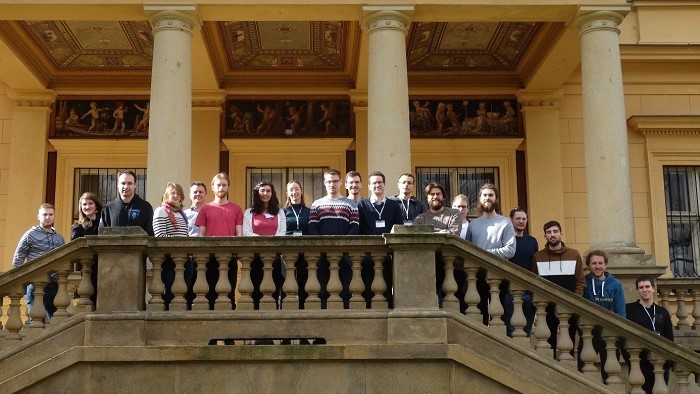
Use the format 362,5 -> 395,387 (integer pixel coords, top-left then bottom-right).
0,0 -> 699,290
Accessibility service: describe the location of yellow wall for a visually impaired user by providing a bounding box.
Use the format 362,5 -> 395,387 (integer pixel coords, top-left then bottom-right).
0,85 -> 9,269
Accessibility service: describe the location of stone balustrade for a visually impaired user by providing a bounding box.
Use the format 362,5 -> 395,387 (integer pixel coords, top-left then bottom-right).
0,230 -> 699,393
657,278 -> 700,351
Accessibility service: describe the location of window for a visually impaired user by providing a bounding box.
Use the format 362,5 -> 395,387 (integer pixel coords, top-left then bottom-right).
246,167 -> 328,207
73,168 -> 147,221
416,167 -> 499,217
664,166 -> 700,277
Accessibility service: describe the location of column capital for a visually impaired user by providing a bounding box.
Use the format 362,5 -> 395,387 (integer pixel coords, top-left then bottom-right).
361,5 -> 413,35
192,90 -> 226,108
6,90 -> 56,108
575,6 -> 630,36
145,4 -> 199,35
516,89 -> 563,108
349,89 -> 368,107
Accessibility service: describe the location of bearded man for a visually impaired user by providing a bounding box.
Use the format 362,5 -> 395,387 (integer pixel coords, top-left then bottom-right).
465,183 -> 516,259
412,182 -> 461,235
195,172 -> 243,236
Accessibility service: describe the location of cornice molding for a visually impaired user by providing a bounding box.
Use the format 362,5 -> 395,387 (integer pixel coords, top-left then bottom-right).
6,89 -> 56,107
628,116 -> 700,136
192,90 -> 226,107
516,89 -> 563,107
348,89 -> 368,107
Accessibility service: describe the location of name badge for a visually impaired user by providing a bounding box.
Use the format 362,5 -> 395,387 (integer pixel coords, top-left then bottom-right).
403,220 -> 413,226
293,231 -> 303,237
375,220 -> 386,228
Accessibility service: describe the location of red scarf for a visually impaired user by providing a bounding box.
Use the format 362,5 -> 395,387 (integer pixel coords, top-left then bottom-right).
162,200 -> 182,229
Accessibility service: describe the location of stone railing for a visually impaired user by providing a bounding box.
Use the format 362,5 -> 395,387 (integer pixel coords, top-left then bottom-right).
656,278 -> 700,350
0,229 -> 699,393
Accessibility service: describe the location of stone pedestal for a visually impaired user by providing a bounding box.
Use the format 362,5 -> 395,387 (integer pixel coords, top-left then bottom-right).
362,6 -> 413,184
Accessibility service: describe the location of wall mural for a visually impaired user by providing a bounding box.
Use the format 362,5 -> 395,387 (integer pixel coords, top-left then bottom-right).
50,98 -> 150,138
409,98 -> 520,137
223,99 -> 352,137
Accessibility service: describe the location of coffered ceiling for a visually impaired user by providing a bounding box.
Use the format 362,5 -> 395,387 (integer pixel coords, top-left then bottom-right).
0,18 -> 564,90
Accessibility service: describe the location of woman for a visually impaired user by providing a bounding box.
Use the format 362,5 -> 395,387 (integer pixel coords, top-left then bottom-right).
153,182 -> 189,237
243,181 -> 286,236
451,194 -> 470,240
284,180 -> 310,236
71,192 -> 103,240
71,192 -> 103,307
152,183 -> 189,306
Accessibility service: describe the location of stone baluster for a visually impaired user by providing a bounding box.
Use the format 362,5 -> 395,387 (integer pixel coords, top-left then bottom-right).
676,290 -> 690,330
51,270 -> 72,323
676,368 -> 692,394
191,254 -> 209,310
509,286 -> 528,346
555,307 -> 575,368
533,300 -> 552,356
578,321 -> 600,382
658,288 -> 671,312
441,253 -> 459,313
281,252 -> 298,310
170,254 -> 189,311
487,273 -> 505,334
305,253 -> 322,309
326,252 -> 344,310
649,352 -> 669,394
4,290 -> 25,344
602,333 -> 623,390
236,254 -> 254,310
348,252 -> 365,310
259,253 -> 276,310
27,280 -> 48,334
147,254 -> 166,311
75,257 -> 95,312
370,252 -> 388,309
692,289 -> 700,331
214,253 -> 232,310
625,344 -> 645,394
463,265 -> 481,322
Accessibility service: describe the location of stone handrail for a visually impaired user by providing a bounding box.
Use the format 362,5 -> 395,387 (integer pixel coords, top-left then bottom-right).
0,231 -> 699,393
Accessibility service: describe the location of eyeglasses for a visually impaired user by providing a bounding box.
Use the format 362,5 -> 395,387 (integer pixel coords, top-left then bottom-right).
325,180 -> 340,184
454,205 -> 468,209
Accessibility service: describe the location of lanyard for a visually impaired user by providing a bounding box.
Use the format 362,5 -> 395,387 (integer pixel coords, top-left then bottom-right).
372,197 -> 386,219
290,205 -> 301,229
400,198 -> 410,219
642,302 -> 656,332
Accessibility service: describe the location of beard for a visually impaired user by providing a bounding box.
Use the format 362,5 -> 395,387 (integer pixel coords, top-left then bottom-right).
547,238 -> 561,248
429,199 -> 443,210
480,201 -> 496,213
215,190 -> 228,199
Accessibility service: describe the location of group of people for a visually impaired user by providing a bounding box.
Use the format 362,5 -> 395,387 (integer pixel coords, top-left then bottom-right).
12,169 -> 671,392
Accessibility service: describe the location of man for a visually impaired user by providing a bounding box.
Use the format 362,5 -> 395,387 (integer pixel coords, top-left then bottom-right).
531,220 -> 584,295
357,171 -> 403,307
504,207 -> 539,336
465,183 -> 515,325
184,181 -> 207,236
451,194 -> 470,239
309,169 -> 360,307
309,169 -> 359,235
13,203 -> 66,319
357,171 -> 403,236
100,169 -> 154,236
532,220 -> 584,353
413,182 -> 461,234
345,171 -> 363,204
389,173 -> 426,225
465,183 -> 516,259
195,173 -> 243,237
626,276 -> 673,394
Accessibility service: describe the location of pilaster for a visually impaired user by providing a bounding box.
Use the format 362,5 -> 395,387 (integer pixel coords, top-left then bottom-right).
349,89 -> 368,177
517,89 -> 565,236
3,90 -> 55,270
192,90 -> 225,186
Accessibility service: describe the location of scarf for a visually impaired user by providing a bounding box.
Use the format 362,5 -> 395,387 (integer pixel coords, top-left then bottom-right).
162,200 -> 183,229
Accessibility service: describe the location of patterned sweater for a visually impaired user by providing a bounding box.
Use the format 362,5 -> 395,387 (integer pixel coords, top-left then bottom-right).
308,196 -> 359,235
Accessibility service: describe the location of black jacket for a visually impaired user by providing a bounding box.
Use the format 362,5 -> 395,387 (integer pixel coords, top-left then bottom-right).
100,194 -> 154,236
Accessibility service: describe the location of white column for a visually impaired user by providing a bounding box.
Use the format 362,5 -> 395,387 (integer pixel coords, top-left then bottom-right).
576,7 -> 638,251
144,5 -> 198,206
362,6 -> 413,184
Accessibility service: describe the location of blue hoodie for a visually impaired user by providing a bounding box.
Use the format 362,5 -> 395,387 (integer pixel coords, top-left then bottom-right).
583,272 -> 626,317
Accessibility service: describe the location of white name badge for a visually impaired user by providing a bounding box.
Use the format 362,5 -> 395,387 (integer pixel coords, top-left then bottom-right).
375,220 -> 386,228
293,231 -> 303,237
403,220 -> 413,226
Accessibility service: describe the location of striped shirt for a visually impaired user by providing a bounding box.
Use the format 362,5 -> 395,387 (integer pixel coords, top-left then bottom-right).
12,226 -> 65,268
153,206 -> 189,237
